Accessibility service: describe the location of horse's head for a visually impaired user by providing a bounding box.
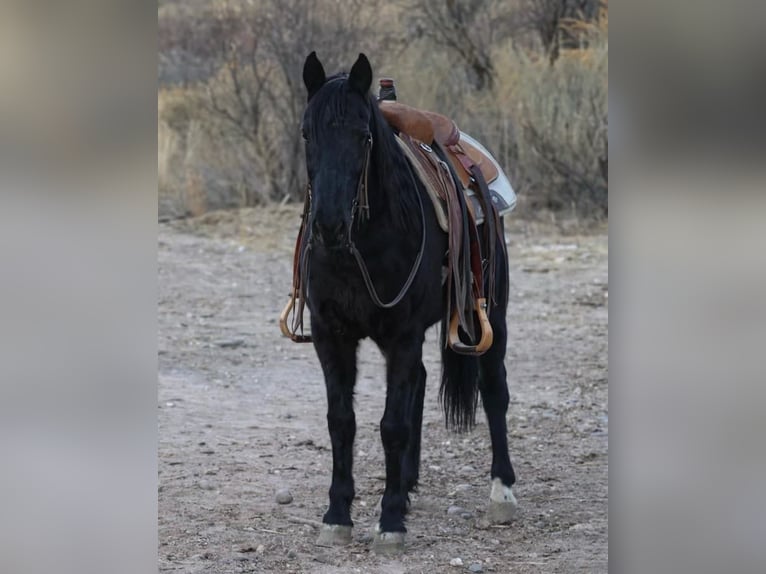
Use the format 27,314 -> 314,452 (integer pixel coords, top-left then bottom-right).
302,52 -> 374,249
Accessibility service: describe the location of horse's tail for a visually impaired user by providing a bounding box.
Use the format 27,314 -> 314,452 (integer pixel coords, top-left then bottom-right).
439,317 -> 480,432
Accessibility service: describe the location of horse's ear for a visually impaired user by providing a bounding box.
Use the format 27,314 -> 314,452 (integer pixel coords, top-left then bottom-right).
348,53 -> 372,95
303,51 -> 326,100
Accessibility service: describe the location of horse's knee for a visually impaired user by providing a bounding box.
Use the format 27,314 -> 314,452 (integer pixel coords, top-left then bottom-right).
380,417 -> 408,450
327,409 -> 355,433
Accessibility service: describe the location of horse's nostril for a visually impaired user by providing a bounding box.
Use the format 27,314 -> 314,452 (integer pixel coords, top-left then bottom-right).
313,221 -> 346,245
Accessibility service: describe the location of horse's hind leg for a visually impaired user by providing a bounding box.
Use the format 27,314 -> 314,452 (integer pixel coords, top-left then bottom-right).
312,323 -> 358,547
478,262 -> 519,523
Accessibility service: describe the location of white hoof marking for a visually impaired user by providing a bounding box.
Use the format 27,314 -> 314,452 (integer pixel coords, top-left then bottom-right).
488,478 -> 519,524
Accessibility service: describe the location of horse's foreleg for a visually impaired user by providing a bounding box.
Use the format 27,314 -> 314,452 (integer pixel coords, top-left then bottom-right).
402,363 -> 426,495
312,324 -> 358,546
375,332 -> 424,553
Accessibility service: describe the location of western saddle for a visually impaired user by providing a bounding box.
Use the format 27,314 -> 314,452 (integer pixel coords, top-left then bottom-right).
379,101 -> 499,189
378,100 -> 506,356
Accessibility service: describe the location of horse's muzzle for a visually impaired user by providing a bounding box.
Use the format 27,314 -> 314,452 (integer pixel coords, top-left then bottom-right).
311,220 -> 347,249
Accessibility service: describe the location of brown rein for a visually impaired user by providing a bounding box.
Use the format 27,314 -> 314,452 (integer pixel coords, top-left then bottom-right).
347,135 -> 427,308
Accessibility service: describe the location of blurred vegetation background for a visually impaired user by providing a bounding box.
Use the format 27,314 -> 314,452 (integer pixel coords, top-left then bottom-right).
158,0 -> 607,223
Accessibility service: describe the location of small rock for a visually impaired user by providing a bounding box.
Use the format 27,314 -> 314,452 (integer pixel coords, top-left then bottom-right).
287,549 -> 297,559
469,562 -> 483,573
455,483 -> 471,492
460,465 -> 475,474
449,557 -> 463,567
460,511 -> 474,520
198,480 -> 215,491
490,538 -> 500,545
256,544 -> 265,555
216,338 -> 245,349
275,489 -> 293,504
313,552 -> 334,565
447,505 -> 466,516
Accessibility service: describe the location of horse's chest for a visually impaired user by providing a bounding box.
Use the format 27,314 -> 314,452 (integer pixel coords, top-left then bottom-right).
309,276 -> 377,334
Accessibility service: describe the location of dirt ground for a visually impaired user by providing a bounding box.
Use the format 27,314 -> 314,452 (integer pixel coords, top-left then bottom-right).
158,206 -> 608,573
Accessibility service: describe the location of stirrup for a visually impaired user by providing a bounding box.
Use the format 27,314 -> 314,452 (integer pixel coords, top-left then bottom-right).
279,290 -> 312,343
448,297 -> 493,356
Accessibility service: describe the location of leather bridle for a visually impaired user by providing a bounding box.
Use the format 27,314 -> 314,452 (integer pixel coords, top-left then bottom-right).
280,129 -> 427,342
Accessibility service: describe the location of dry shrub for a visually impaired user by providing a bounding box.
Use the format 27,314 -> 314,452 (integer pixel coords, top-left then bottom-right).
501,38 -> 608,219
158,119 -> 183,218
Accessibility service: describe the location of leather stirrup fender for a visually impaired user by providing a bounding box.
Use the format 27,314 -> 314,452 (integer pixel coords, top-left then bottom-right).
448,297 -> 493,356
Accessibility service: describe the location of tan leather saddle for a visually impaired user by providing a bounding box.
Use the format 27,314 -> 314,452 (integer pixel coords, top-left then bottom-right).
379,101 -> 499,188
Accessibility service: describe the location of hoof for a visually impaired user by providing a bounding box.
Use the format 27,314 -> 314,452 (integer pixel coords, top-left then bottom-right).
488,478 -> 519,524
488,500 -> 519,523
372,524 -> 405,555
316,524 -> 353,547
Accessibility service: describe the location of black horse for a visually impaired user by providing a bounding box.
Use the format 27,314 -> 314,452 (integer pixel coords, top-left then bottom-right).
299,52 -> 517,552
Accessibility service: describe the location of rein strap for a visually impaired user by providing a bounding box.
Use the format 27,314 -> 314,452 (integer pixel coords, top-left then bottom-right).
279,133 -> 428,342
